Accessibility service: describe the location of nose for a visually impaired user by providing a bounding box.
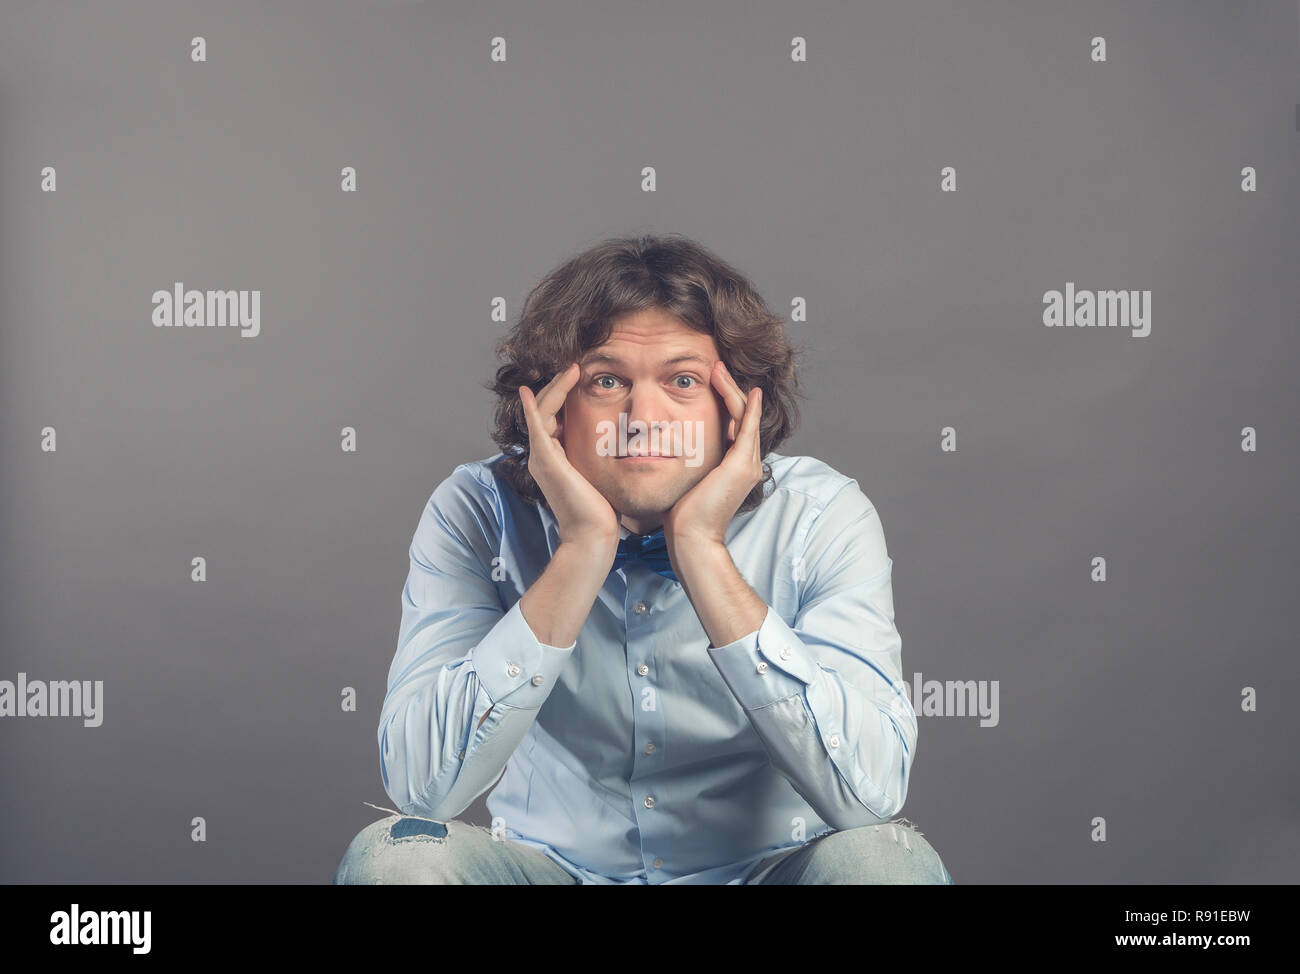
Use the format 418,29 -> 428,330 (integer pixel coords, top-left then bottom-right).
625,384 -> 677,455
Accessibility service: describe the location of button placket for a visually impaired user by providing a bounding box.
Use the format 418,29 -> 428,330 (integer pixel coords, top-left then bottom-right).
628,587 -> 665,861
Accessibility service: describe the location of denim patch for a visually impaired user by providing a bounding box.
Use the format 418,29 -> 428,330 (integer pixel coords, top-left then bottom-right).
389,818 -> 448,840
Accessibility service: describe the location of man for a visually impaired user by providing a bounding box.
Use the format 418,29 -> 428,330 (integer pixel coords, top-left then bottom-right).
333,234 -> 953,884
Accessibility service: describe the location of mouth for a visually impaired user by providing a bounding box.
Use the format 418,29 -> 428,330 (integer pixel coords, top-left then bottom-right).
617,453 -> 676,461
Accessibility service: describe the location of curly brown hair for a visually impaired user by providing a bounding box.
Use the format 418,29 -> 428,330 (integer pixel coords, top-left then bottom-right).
485,233 -> 806,515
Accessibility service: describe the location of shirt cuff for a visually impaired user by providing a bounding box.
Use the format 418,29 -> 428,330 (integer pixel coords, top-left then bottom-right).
707,606 -> 819,710
471,600 -> 576,708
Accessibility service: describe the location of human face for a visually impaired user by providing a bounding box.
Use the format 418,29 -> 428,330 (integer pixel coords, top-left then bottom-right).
561,308 -> 729,536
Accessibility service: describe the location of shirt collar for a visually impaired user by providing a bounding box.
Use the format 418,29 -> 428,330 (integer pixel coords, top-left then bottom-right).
539,509 -> 654,544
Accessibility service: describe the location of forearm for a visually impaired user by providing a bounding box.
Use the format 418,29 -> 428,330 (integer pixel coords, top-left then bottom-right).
519,534 -> 615,647
672,537 -> 767,648
383,536 -> 608,817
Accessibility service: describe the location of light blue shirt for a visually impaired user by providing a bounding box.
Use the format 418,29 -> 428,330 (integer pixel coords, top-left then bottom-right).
378,450 -> 917,884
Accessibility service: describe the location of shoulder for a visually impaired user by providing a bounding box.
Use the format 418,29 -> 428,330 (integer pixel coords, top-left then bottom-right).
763,452 -> 875,522
421,452 -> 513,535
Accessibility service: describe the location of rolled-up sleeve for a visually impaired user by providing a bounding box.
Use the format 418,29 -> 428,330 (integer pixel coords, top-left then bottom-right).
378,465 -> 575,821
708,479 -> 915,829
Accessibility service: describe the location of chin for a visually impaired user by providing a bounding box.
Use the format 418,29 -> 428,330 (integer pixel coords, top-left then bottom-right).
612,490 -> 676,517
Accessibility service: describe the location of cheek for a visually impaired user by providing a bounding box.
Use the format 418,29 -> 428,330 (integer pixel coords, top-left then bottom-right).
690,416 -> 725,459
562,406 -> 601,457
561,400 -> 582,438
711,403 -> 731,440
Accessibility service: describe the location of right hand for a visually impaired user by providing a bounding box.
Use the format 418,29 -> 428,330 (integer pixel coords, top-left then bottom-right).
519,363 -> 620,551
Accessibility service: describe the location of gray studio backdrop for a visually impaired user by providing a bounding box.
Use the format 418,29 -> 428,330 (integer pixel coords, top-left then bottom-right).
2,0 -> 1297,883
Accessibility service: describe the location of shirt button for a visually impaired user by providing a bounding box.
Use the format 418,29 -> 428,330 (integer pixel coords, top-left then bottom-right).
636,663 -> 649,677
652,857 -> 663,869
634,600 -> 649,614
643,795 -> 655,808
756,661 -> 768,674
506,664 -> 520,678
644,741 -> 656,754
780,648 -> 791,660
531,674 -> 544,686
828,734 -> 841,748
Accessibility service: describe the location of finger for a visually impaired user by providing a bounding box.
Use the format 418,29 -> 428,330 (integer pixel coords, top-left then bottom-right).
712,361 -> 748,416
711,362 -> 748,440
535,361 -> 576,402
523,380 -> 564,439
737,386 -> 763,459
518,384 -> 545,440
535,362 -> 580,422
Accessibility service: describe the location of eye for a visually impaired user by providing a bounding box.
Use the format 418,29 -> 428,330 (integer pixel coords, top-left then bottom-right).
590,373 -> 699,391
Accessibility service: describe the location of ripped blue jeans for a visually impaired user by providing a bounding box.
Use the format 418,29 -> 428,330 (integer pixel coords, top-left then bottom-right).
332,814 -> 955,885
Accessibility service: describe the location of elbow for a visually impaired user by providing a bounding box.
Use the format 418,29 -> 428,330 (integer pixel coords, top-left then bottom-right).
820,787 -> 906,832
823,731 -> 912,830
378,705 -> 460,820
377,718 -> 414,811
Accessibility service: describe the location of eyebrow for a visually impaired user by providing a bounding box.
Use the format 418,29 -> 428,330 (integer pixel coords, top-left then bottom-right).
580,352 -> 714,371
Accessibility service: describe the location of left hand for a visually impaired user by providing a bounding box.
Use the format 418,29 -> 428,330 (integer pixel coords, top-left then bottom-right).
662,360 -> 764,550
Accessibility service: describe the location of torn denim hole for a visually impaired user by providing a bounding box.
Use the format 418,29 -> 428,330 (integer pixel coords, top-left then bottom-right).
389,818 -> 449,841
889,816 -> 925,835
888,816 -> 925,852
887,825 -> 911,850
361,801 -> 450,842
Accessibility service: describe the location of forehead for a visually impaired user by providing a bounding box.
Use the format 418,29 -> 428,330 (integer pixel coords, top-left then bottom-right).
581,310 -> 719,366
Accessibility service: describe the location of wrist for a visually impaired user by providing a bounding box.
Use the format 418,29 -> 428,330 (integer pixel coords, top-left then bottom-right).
667,530 -> 727,559
558,529 -> 618,559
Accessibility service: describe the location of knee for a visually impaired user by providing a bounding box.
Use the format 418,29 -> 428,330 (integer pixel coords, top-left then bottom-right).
332,814 -> 456,885
803,821 -> 953,885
